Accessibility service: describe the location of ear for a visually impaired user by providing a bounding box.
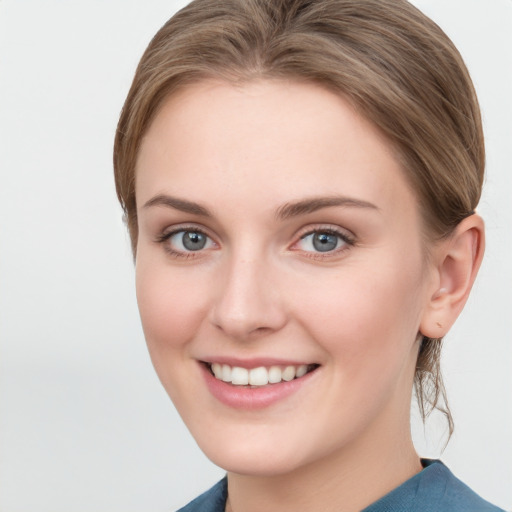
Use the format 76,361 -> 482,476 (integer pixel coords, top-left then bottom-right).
420,214 -> 485,338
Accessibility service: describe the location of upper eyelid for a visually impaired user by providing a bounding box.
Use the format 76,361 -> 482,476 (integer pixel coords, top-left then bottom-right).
290,229 -> 355,261
156,226 -> 217,258
157,223 -> 215,241
294,224 -> 355,241
154,223 -> 355,249
287,227 -> 354,258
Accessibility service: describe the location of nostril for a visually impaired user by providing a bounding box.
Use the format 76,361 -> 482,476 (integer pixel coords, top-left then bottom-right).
250,326 -> 273,336
209,264 -> 288,339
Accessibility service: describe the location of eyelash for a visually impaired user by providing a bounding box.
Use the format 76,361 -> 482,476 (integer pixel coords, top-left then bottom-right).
292,226 -> 355,260
155,225 -> 355,260
155,225 -> 215,259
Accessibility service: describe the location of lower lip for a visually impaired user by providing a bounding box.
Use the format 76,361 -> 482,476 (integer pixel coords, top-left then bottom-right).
200,363 -> 317,410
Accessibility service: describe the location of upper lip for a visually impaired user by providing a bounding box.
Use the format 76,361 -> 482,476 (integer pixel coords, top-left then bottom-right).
199,357 -> 318,369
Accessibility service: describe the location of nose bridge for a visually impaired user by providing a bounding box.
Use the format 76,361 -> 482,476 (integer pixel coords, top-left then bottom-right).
210,243 -> 286,339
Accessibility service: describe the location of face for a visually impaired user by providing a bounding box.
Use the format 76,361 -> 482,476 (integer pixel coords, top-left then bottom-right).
135,80 -> 436,476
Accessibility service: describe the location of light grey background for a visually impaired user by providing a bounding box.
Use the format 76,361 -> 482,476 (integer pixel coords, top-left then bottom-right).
0,1 -> 510,511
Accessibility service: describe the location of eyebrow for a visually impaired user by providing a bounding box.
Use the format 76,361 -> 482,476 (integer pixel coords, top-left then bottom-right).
142,194 -> 212,217
142,193 -> 379,219
276,196 -> 379,220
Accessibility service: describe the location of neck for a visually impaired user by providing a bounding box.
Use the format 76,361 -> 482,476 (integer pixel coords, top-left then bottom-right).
226,420 -> 422,512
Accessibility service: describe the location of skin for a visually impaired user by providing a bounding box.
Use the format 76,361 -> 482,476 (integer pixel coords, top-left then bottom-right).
134,80 -> 484,512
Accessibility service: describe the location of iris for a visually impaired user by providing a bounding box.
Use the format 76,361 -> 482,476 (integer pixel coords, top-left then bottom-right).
182,231 -> 207,251
312,232 -> 338,252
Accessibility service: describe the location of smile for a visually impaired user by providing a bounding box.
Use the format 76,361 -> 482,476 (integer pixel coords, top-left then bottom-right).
208,362 -> 319,387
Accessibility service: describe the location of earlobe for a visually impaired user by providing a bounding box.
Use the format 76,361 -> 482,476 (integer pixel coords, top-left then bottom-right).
420,214 -> 485,338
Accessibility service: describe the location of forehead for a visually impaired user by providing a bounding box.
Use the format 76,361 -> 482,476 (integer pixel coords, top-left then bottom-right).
135,79 -> 418,222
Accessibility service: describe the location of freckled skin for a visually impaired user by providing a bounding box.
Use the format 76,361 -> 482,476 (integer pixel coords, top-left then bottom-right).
135,80 -> 436,511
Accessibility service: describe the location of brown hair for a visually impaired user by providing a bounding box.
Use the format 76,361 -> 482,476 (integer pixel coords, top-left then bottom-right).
113,0 -> 485,435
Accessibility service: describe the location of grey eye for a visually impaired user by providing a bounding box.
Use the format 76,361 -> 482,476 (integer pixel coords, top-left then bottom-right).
168,230 -> 214,252
181,231 -> 207,251
312,232 -> 339,252
296,230 -> 346,253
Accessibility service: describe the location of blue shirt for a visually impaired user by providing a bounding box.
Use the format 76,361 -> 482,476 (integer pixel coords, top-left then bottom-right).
177,460 -> 505,511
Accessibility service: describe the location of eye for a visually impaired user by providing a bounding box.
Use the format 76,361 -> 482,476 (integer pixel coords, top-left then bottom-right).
158,228 -> 216,256
173,231 -> 211,251
295,229 -> 353,254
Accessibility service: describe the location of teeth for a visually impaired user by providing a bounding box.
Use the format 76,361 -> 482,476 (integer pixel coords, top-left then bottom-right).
231,367 -> 249,385
296,364 -> 308,378
249,367 -> 268,386
221,364 -> 232,382
210,363 -> 315,387
268,366 -> 282,384
211,363 -> 223,379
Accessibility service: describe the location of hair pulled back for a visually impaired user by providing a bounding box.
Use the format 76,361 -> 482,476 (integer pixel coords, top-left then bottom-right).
114,0 -> 485,435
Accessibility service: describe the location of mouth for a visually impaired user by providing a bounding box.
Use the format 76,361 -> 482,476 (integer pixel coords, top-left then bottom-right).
204,362 -> 320,388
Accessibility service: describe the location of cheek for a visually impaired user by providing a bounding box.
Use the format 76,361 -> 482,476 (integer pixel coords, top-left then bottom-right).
135,259 -> 210,356
134,259 -> 215,414
292,258 -> 425,368
288,261 -> 426,436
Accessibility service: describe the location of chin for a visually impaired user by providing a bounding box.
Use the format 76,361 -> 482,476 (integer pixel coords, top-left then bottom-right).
204,443 -> 307,476
188,420 -> 338,477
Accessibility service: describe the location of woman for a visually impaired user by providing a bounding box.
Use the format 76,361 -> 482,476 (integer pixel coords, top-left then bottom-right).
113,0 -> 505,510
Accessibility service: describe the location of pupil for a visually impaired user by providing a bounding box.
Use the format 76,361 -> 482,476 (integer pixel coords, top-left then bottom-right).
182,232 -> 206,251
313,232 -> 338,252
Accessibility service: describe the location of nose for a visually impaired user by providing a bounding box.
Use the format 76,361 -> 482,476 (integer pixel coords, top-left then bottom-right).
209,253 -> 288,341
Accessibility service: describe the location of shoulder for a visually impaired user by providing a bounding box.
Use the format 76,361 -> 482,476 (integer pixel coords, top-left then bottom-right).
420,460 -> 505,512
363,460 -> 506,512
176,477 -> 227,512
178,463 -> 506,512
